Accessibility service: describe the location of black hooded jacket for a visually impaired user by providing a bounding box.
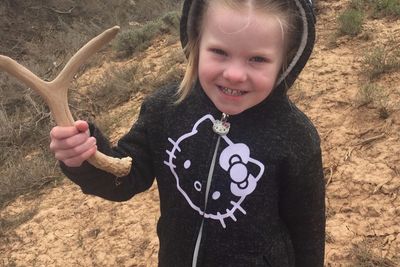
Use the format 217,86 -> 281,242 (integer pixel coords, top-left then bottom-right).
61,0 -> 325,266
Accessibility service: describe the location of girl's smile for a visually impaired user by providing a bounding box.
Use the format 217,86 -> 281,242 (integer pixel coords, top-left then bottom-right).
198,3 -> 285,115
218,86 -> 247,97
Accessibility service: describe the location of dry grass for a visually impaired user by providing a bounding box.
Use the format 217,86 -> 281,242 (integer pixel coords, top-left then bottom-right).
356,83 -> 390,119
89,64 -> 143,113
0,148 -> 61,207
325,231 -> 335,244
356,45 -> 399,119
152,47 -> 186,88
371,0 -> 400,19
361,46 -> 400,80
95,48 -> 185,134
0,208 -> 38,236
336,0 -> 400,40
351,239 -> 397,267
356,84 -> 382,106
349,0 -> 400,19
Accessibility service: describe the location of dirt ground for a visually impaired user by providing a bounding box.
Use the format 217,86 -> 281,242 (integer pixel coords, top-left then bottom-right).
1,0 -> 400,266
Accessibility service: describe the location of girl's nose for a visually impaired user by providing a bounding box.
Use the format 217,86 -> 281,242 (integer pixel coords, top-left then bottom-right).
222,62 -> 247,83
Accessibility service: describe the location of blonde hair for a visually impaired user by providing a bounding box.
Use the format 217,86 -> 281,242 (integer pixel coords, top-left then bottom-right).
176,0 -> 299,103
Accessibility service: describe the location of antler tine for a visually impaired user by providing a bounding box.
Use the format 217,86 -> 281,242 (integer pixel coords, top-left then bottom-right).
52,26 -> 120,88
0,55 -> 48,98
0,52 -> 75,127
0,26 -> 132,177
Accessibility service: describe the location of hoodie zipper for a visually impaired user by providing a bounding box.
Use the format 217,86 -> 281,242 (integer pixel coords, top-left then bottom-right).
192,113 -> 230,267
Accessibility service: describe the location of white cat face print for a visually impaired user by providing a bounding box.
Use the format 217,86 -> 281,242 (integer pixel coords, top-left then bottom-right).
164,115 -> 265,228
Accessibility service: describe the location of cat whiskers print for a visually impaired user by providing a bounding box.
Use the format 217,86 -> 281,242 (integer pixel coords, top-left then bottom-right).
164,114 -> 265,228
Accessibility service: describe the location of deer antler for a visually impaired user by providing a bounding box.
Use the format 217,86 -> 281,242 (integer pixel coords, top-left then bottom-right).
0,26 -> 132,177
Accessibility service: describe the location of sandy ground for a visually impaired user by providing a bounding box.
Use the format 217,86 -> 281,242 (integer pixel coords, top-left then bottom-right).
1,0 -> 400,266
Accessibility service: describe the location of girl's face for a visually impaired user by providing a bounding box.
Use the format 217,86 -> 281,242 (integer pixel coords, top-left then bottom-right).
198,4 -> 285,115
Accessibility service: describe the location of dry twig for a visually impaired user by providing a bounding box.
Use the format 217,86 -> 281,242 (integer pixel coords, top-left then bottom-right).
46,6 -> 75,14
355,133 -> 386,146
326,166 -> 334,186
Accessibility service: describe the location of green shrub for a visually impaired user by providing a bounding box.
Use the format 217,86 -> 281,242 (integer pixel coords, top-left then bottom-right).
338,8 -> 364,36
356,84 -> 378,105
114,11 -> 181,57
160,11 -> 181,33
356,83 -> 390,119
361,46 -> 400,79
114,21 -> 162,56
373,0 -> 400,18
349,0 -> 366,11
349,0 -> 400,19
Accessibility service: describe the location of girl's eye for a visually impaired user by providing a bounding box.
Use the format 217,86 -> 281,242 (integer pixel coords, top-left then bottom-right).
250,56 -> 268,63
211,48 -> 227,56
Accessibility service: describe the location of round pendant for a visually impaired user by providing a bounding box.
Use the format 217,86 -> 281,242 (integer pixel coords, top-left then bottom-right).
213,120 -> 230,135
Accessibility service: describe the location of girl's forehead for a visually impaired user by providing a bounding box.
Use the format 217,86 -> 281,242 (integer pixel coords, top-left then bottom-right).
208,6 -> 251,34
203,3 -> 284,45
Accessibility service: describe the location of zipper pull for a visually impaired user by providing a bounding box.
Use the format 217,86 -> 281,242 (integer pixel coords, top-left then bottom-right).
213,113 -> 230,135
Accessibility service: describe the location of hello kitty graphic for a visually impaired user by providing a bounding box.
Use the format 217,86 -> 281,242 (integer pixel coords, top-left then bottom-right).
164,114 -> 265,228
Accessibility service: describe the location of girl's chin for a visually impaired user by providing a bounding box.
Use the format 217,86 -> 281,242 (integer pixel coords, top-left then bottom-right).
214,104 -> 246,116
205,90 -> 252,115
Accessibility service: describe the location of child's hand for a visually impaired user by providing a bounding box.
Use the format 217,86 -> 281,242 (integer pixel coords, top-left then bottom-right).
50,120 -> 97,167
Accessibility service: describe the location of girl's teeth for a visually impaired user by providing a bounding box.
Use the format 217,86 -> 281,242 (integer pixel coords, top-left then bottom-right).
221,87 -> 244,96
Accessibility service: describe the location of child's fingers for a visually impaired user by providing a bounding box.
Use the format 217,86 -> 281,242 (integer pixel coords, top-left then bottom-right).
50,120 -> 89,140
62,146 -> 98,167
54,137 -> 97,161
49,120 -> 94,167
50,125 -> 79,140
50,133 -> 94,151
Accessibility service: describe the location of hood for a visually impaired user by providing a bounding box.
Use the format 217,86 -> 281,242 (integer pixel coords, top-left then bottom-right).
179,0 -> 316,97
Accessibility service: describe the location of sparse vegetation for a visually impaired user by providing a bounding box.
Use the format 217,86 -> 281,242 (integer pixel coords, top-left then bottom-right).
338,8 -> 364,36
0,148 -> 61,207
349,0 -> 400,19
161,11 -> 181,30
1,1 -> 400,266
90,65 -> 142,113
371,0 -> 400,19
0,88 -> 63,207
95,48 -> 185,134
0,208 -> 38,236
349,0 -> 365,11
114,11 -> 180,57
336,0 -> 400,41
115,21 -> 165,56
0,0 -> 182,207
346,4 -> 400,120
92,46 -> 184,114
153,48 -> 185,88
356,83 -> 390,118
351,239 -> 396,267
356,84 -> 379,106
325,231 -> 335,244
361,46 -> 400,79
378,104 -> 390,119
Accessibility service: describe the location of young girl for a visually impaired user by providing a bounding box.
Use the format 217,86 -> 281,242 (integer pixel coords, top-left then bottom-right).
50,0 -> 325,266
